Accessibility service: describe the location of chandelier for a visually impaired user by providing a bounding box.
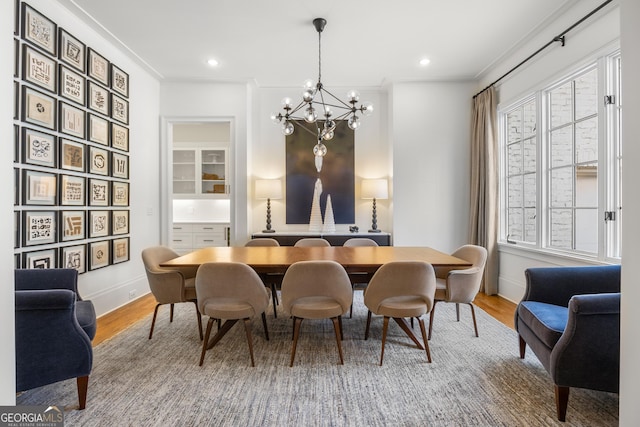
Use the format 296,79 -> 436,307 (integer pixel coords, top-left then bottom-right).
270,18 -> 373,162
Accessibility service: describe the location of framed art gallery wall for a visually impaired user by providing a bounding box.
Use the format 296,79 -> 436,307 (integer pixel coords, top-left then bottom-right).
13,1 -> 130,273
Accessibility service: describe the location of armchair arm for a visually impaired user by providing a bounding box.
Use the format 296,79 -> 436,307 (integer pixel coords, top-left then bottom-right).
15,289 -> 93,392
550,293 -> 620,393
523,265 -> 620,307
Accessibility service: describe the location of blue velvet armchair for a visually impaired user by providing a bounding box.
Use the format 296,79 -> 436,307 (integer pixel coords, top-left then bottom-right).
15,269 -> 97,410
515,265 -> 620,421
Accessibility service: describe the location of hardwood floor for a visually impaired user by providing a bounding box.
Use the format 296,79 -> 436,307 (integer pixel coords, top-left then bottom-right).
93,291 -> 516,346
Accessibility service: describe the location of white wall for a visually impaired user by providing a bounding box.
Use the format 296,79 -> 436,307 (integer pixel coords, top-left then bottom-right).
391,81 -> 476,253
619,0 -> 640,424
479,2 -> 620,303
159,82 -> 248,245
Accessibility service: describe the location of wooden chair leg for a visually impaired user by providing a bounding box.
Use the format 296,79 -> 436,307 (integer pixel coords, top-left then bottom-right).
338,315 -> 344,340
199,318 -> 215,366
331,317 -> 344,365
290,317 -> 302,367
77,375 -> 89,410
418,317 -> 432,363
555,385 -> 570,422
519,335 -> 526,359
455,303 -> 460,321
380,316 -> 390,365
243,318 -> 256,367
261,312 -> 270,341
410,317 -> 414,328
149,303 -> 161,339
170,303 -> 175,322
192,301 -> 203,340
270,283 -> 278,318
428,301 -> 438,340
365,310 -> 372,340
468,303 -> 479,337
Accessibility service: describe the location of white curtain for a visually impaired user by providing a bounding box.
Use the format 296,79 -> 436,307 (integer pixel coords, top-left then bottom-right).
469,87 -> 498,294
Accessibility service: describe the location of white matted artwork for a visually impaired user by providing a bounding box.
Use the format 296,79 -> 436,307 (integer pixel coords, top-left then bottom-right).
88,114 -> 109,145
22,86 -> 56,130
89,210 -> 109,238
22,3 -> 56,55
111,123 -> 128,151
59,65 -> 85,105
24,248 -> 57,269
60,210 -> 85,241
88,81 -> 109,116
89,145 -> 109,175
112,181 -> 129,206
89,178 -> 109,206
88,48 -> 109,86
61,244 -> 86,273
89,240 -> 110,270
22,128 -> 56,168
60,138 -> 85,172
111,93 -> 128,124
60,174 -> 85,206
111,152 -> 128,179
112,210 -> 129,235
23,210 -> 56,246
59,28 -> 85,72
23,44 -> 56,93
112,237 -> 129,264
23,169 -> 56,205
111,64 -> 129,98
59,101 -> 85,138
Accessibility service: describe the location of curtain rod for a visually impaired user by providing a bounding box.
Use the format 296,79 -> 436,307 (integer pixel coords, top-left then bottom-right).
473,0 -> 613,99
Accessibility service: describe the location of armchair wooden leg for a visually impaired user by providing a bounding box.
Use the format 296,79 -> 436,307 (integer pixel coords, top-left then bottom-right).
455,303 -> 460,321
468,303 -> 479,337
261,312 -> 270,341
519,335 -> 526,359
428,301 -> 438,340
199,318 -> 215,366
380,316 -> 390,366
243,318 -> 256,367
331,317 -> 344,365
290,317 -> 303,367
365,310 -> 372,340
338,315 -> 344,340
77,375 -> 89,410
418,317 -> 432,363
149,303 -> 161,339
555,385 -> 570,422
170,303 -> 175,322
270,283 -> 278,318
192,301 -> 203,340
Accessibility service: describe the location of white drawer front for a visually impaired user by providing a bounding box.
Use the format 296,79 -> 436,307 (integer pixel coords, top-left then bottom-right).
193,234 -> 226,248
193,223 -> 226,233
171,233 -> 193,248
172,223 -> 194,232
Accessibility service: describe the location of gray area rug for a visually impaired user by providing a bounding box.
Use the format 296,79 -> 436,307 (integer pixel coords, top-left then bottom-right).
17,292 -> 618,426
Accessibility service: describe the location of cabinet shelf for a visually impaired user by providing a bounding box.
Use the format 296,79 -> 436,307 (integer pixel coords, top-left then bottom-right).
172,147 -> 228,198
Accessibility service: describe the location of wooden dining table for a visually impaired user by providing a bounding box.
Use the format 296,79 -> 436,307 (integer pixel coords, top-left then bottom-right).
160,245 -> 472,274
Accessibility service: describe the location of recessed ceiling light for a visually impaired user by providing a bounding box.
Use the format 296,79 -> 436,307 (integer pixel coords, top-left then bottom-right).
419,58 -> 431,66
207,58 -> 219,67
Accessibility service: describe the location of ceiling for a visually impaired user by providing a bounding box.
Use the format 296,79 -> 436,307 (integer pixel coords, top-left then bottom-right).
60,0 -> 579,88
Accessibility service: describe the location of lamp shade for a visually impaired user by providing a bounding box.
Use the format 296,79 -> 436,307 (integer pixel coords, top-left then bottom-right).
361,179 -> 388,200
255,179 -> 282,200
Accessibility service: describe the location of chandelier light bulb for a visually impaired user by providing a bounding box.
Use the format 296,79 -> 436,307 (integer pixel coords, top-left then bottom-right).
322,130 -> 334,140
302,89 -> 315,102
281,97 -> 293,109
303,79 -> 315,90
323,105 -> 333,117
348,115 -> 361,130
270,112 -> 281,123
304,106 -> 318,123
324,119 -> 336,132
362,102 -> 374,116
313,143 -> 328,157
282,121 -> 295,135
347,90 -> 360,102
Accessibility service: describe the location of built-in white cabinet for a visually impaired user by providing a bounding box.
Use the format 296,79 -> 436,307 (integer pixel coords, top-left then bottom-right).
171,222 -> 230,255
172,148 -> 228,198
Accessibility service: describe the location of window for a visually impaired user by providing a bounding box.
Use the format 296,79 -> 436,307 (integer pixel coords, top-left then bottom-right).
500,51 -> 622,260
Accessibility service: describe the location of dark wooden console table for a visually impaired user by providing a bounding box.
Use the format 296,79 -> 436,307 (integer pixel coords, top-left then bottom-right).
251,231 -> 392,246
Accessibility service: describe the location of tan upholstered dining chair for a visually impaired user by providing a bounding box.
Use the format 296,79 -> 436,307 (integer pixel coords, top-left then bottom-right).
141,246 -> 203,340
343,237 -> 379,317
281,260 -> 353,366
293,238 -> 331,247
428,244 -> 488,339
196,262 -> 270,367
364,261 -> 436,365
245,238 -> 281,317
